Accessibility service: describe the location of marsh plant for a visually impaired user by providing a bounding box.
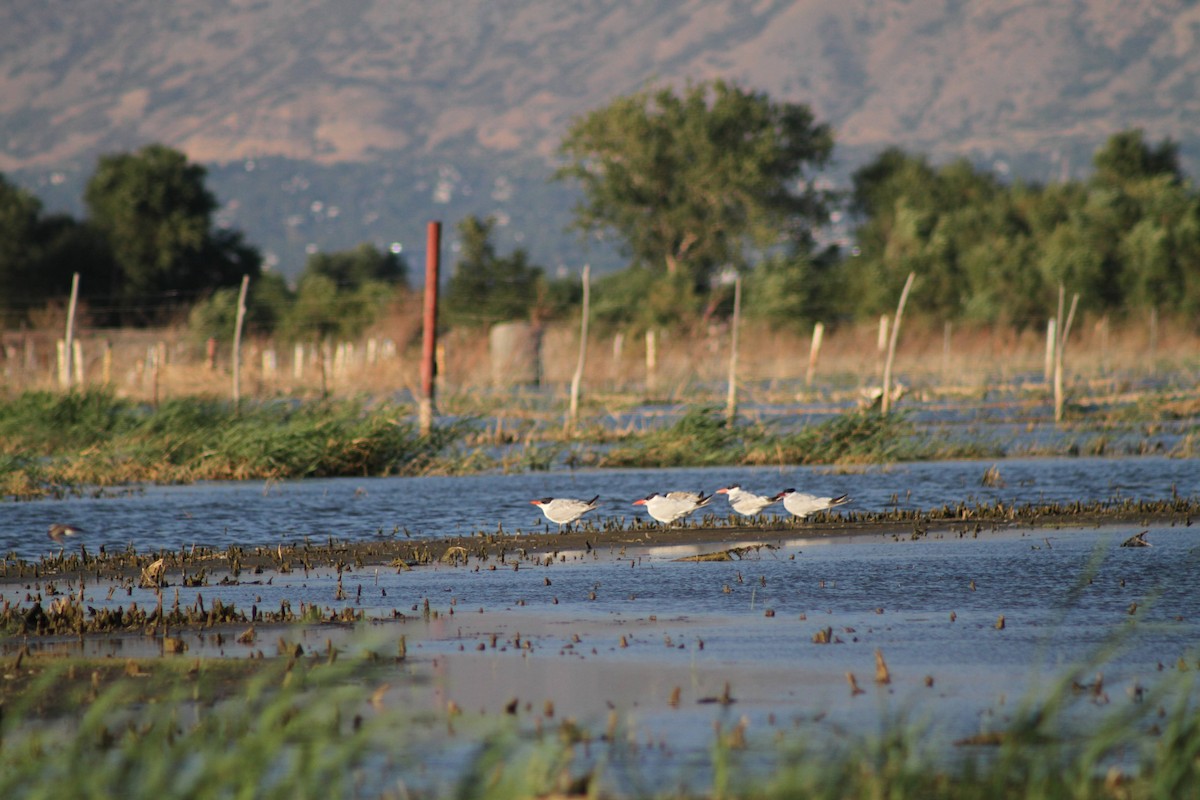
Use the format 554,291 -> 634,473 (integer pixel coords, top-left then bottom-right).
1,643 -> 1197,799
0,391 -> 466,497
600,406 -> 1001,468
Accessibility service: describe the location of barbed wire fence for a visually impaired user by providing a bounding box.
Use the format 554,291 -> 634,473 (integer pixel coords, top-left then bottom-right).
0,269 -> 1189,421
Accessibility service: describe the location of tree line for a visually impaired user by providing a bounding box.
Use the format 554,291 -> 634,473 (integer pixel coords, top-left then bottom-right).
3,81 -> 1197,341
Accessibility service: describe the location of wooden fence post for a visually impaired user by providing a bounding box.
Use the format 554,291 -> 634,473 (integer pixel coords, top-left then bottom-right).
419,221 -> 441,435
1053,284 -> 1079,424
941,321 -> 952,381
806,321 -> 824,388
567,264 -> 591,432
881,272 -> 915,416
62,272 -> 80,390
1044,318 -> 1056,384
725,274 -> 742,423
645,329 -> 657,396
232,274 -> 250,409
1148,308 -> 1158,376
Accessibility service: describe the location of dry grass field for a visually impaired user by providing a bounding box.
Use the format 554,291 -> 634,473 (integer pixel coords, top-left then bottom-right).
2,309 -> 1194,414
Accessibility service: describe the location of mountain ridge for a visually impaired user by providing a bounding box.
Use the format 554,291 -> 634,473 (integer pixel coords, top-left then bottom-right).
4,0 -> 1198,273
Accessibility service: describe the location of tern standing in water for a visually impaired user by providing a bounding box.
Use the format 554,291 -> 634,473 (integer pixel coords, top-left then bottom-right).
775,488 -> 850,519
530,495 -> 600,529
715,485 -> 781,517
633,491 -> 712,524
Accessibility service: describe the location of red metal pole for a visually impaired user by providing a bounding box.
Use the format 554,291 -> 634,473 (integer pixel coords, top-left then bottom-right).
419,221 -> 441,434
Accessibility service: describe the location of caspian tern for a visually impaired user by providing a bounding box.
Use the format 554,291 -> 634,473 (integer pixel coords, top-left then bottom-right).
48,523 -> 85,542
530,495 -> 599,527
774,488 -> 850,519
715,485 -> 781,516
632,491 -> 712,524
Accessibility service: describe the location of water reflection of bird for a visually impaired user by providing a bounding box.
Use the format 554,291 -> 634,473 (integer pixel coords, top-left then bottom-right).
633,491 -> 712,524
716,485 -> 781,516
775,489 -> 849,519
530,495 -> 600,527
48,523 -> 86,542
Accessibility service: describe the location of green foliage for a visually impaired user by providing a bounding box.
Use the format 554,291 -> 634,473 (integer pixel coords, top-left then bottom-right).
590,266 -> 705,330
0,390 -> 140,451
842,132 -> 1200,324
442,215 -> 549,328
84,143 -> 260,324
1092,128 -> 1182,186
743,247 -> 842,330
0,178 -> 110,327
303,242 -> 408,288
268,243 -> 408,342
746,411 -> 925,465
557,79 -> 834,286
0,393 -> 466,495
0,656 -> 398,800
604,406 -> 747,467
600,408 -> 996,468
187,271 -> 292,342
0,174 -> 46,322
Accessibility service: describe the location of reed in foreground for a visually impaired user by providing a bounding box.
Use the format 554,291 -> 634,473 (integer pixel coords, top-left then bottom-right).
2,642 -> 1196,799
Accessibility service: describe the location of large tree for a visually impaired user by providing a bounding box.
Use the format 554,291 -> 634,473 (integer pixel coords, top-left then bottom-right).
0,175 -> 46,322
303,242 -> 407,290
0,175 -> 111,326
442,215 -> 548,328
85,143 -> 259,323
556,80 -> 835,287
276,243 -> 409,341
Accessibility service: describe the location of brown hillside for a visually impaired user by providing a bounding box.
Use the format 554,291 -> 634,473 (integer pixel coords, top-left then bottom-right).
2,0 -> 1198,172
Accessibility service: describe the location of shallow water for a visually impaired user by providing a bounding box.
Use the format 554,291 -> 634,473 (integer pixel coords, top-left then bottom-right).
6,522 -> 1199,793
2,455 -> 1197,561
4,455 -> 1199,792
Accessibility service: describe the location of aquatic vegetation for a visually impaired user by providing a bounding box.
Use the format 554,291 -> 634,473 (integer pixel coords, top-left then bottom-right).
1,638 -> 1196,799
0,392 -> 468,498
602,408 -> 1001,468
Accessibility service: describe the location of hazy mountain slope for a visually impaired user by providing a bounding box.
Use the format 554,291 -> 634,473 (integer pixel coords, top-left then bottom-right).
4,0 -> 1197,170
2,0 -> 1198,273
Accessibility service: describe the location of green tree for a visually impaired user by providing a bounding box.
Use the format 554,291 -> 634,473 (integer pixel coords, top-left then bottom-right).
188,271 -> 292,343
845,151 -> 1014,320
0,176 -> 115,327
277,243 -> 408,343
85,144 -> 260,323
0,175 -> 46,324
1092,129 -> 1181,187
556,79 -> 834,288
442,216 -> 547,328
302,242 -> 407,289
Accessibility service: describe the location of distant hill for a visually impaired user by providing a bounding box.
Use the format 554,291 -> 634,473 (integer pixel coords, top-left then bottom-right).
4,0 -> 1198,277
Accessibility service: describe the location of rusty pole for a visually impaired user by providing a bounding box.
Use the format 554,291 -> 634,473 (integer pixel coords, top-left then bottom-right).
419,221 -> 441,435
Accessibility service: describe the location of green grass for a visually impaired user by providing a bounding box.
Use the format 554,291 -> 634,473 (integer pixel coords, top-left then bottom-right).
1,643 -> 1196,799
600,407 -> 1001,468
0,391 -> 467,497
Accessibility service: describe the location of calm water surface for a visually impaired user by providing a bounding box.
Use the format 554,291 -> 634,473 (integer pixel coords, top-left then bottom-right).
3,457 -> 1198,794
1,456 -> 1197,561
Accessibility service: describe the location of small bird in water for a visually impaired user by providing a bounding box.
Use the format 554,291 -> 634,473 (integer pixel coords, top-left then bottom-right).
530,495 -> 600,528
633,491 -> 712,524
1120,530 -> 1151,547
47,523 -> 85,542
716,485 -> 781,517
775,489 -> 850,519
